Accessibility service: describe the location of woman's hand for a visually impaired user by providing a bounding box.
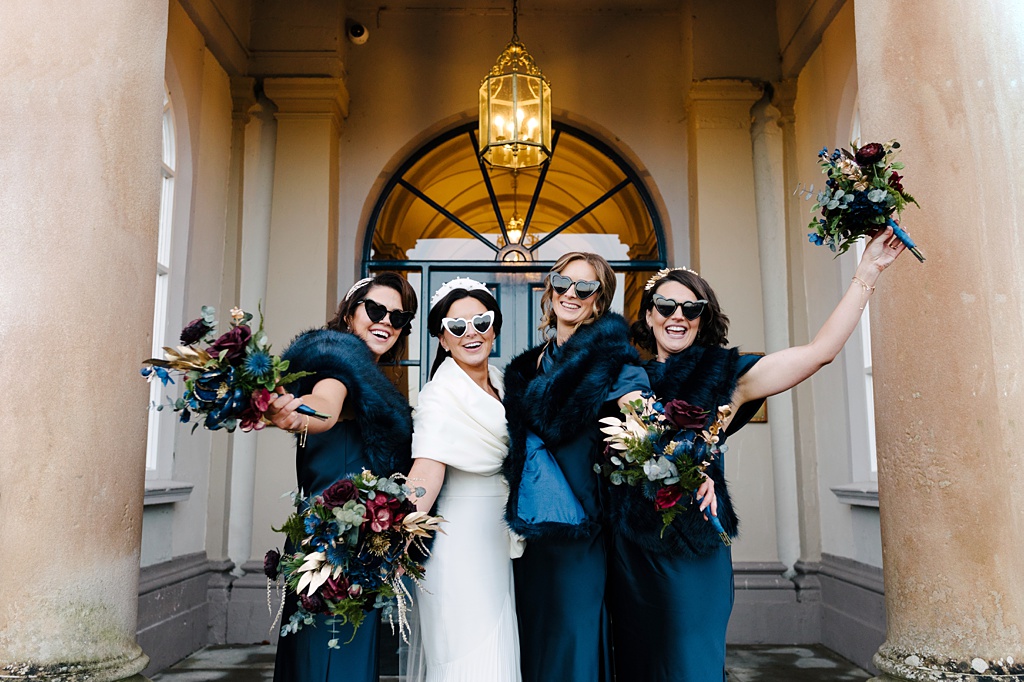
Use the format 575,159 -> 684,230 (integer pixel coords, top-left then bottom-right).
858,225 -> 907,282
696,476 -> 718,522
264,388 -> 307,433
264,380 -> 346,435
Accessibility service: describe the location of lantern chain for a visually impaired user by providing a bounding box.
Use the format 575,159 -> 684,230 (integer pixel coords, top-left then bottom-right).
512,0 -> 519,40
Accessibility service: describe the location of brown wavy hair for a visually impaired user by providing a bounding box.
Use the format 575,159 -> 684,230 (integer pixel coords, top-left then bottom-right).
327,272 -> 418,365
630,269 -> 730,353
538,252 -> 617,338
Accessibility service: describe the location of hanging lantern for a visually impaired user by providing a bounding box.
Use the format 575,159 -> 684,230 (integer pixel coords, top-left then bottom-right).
478,0 -> 552,170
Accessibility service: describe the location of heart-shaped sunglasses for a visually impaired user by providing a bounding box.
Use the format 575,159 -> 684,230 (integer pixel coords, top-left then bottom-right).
651,293 -> 708,321
358,299 -> 414,329
441,310 -> 495,337
549,273 -> 600,300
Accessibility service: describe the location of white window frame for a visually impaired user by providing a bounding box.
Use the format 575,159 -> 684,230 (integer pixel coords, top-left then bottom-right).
146,83 -> 192,486
833,103 -> 880,506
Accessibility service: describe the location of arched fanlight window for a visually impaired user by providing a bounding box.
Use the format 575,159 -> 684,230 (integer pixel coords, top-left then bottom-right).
363,121 -> 666,390
366,121 -> 665,269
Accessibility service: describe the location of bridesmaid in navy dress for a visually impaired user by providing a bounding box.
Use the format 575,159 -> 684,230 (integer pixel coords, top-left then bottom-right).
503,252 -> 648,682
608,227 -> 907,681
265,272 -> 417,682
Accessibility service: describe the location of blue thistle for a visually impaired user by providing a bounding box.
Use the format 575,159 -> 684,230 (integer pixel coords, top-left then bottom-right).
244,351 -> 273,379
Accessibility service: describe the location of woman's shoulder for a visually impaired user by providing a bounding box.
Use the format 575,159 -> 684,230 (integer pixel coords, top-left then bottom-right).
282,327 -> 369,361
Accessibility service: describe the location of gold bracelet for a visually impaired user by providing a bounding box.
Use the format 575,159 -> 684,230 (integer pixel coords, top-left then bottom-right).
297,414 -> 310,448
852,276 -> 876,310
851,275 -> 876,294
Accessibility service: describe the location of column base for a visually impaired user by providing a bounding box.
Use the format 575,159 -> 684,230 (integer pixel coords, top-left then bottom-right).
873,647 -> 1023,681
2,650 -> 149,682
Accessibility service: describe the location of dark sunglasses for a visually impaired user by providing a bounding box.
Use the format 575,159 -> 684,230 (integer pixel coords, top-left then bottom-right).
549,273 -> 600,300
652,293 -> 708,321
441,311 -> 495,338
358,299 -> 414,329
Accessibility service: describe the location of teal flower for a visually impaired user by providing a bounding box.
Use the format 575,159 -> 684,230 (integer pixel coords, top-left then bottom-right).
244,351 -> 273,378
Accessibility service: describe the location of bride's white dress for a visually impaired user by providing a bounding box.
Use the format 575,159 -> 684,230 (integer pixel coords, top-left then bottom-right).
403,357 -> 522,682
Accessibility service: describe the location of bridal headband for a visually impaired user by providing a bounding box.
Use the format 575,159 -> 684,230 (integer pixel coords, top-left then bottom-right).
644,267 -> 700,292
430,277 -> 490,309
344,277 -> 374,301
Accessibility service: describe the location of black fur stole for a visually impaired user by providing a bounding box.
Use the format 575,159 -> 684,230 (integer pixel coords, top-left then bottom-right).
280,329 -> 413,476
503,313 -> 642,540
610,345 -> 758,557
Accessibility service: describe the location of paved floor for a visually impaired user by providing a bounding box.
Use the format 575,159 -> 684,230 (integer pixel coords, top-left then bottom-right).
151,643 -> 871,681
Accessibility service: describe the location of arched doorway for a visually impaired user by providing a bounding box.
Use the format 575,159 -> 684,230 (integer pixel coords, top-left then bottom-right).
363,120 -> 666,392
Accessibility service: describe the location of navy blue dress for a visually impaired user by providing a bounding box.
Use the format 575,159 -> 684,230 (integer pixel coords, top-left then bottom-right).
273,421 -> 381,682
271,328 -> 413,682
513,341 -> 649,682
607,348 -> 762,682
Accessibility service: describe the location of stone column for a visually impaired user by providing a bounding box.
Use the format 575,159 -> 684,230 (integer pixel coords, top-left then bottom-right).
223,77 -> 348,643
750,93 -> 803,576
0,2 -> 168,680
225,87 -> 279,578
687,80 -> 793,573
854,2 -> 1024,679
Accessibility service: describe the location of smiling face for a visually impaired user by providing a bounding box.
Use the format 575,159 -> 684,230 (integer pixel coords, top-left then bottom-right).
551,259 -> 601,338
346,285 -> 404,358
439,296 -> 495,372
646,280 -> 702,361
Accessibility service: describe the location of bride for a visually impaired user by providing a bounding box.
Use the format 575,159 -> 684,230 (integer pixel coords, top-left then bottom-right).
403,278 -> 522,682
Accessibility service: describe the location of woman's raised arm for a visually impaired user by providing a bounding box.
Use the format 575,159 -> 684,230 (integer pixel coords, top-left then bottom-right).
733,226 -> 906,406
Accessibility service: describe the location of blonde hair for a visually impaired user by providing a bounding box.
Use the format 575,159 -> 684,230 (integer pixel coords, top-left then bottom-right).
538,252 -> 617,337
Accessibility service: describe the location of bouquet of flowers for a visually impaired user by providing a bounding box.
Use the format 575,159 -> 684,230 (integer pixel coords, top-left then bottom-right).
595,394 -> 733,543
265,470 -> 445,647
800,140 -> 924,262
141,305 -> 324,432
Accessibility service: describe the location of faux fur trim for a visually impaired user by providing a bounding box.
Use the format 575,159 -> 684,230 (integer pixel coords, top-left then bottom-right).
503,313 -> 641,541
280,328 -> 413,476
609,345 -> 753,556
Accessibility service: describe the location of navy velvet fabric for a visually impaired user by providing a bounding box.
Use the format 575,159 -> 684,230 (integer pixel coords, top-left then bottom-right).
272,329 -> 412,682
503,314 -> 648,682
607,344 -> 762,682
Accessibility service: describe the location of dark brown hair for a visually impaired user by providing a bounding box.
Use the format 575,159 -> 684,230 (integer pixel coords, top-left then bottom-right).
630,269 -> 730,353
327,272 -> 418,365
538,252 -> 617,337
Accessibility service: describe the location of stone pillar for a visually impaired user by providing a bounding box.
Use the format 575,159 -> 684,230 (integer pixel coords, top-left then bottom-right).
225,87 -> 279,578
854,2 -> 1024,679
0,2 -> 168,680
223,77 -> 348,643
687,80 -> 785,568
750,94 -> 803,576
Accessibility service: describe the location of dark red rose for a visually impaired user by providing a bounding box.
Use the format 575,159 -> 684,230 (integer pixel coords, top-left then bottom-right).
888,170 -> 905,193
180,318 -> 212,345
855,142 -> 885,166
321,479 -> 360,510
655,485 -> 684,510
663,399 -> 708,431
299,592 -> 326,614
208,325 -> 252,363
320,576 -> 351,602
263,549 -> 281,580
